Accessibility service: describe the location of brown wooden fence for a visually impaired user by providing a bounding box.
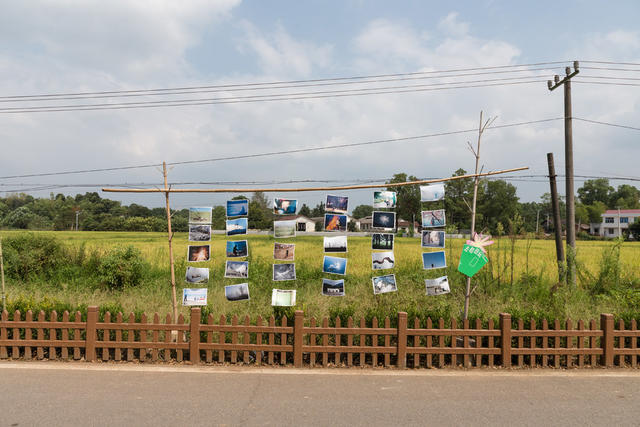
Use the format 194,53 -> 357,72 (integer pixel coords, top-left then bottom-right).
1,307 -> 639,368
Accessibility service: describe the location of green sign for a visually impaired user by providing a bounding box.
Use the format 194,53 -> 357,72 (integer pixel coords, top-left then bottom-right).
458,244 -> 488,277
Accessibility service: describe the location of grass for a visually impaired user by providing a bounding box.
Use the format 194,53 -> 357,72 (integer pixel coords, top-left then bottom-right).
2,230 -> 640,323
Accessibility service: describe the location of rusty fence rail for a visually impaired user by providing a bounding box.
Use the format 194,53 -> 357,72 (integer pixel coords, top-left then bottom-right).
1,307 -> 639,368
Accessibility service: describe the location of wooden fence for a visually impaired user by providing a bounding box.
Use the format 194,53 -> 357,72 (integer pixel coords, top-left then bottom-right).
1,307 -> 639,368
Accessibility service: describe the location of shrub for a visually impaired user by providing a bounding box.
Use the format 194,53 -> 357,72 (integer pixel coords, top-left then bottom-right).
1,233 -> 68,281
97,245 -> 149,289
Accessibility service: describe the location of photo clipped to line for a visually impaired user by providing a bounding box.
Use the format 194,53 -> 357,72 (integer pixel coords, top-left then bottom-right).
182,288 -> 208,306
188,207 -> 213,224
420,184 -> 445,202
187,245 -> 210,262
185,266 -> 209,284
271,289 -> 296,306
421,230 -> 445,249
273,242 -> 295,260
323,235 -> 347,253
273,198 -> 297,215
225,283 -> 250,302
372,251 -> 395,270
325,194 -> 349,214
226,217 -> 248,236
226,240 -> 248,257
422,251 -> 447,270
273,263 -> 297,281
322,278 -> 345,296
224,260 -> 249,279
324,214 -> 347,232
372,211 -> 396,230
274,220 -> 296,238
372,274 -> 397,295
373,191 -> 397,209
188,224 -> 211,242
425,276 -> 450,296
371,233 -> 394,251
421,209 -> 446,228
322,255 -> 347,275
226,199 -> 249,217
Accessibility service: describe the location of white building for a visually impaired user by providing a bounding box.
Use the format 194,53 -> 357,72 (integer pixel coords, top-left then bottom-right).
590,209 -> 640,238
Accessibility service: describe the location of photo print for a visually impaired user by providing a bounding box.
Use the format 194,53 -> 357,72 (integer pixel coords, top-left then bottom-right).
324,235 -> 347,253
225,283 -> 250,302
372,274 -> 398,295
322,255 -> 347,275
185,267 -> 209,284
182,288 -> 208,306
274,220 -> 296,238
226,199 -> 249,217
226,240 -> 248,257
324,214 -> 347,232
273,198 -> 297,215
422,230 -> 445,249
271,289 -> 296,306
188,224 -> 211,242
273,242 -> 295,261
224,260 -> 249,278
325,194 -> 349,214
420,184 -> 445,202
189,207 -> 212,224
372,251 -> 395,270
421,209 -> 446,228
226,218 -> 248,236
422,251 -> 447,270
273,263 -> 296,281
372,211 -> 396,230
425,276 -> 451,296
187,245 -> 210,262
373,191 -> 397,209
371,233 -> 394,251
322,279 -> 345,296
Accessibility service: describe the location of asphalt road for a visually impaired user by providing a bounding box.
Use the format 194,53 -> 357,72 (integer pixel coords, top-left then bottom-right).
1,363 -> 639,426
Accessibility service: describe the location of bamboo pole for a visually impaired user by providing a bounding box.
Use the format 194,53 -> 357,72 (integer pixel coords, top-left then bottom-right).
163,162 -> 178,324
102,167 -> 528,194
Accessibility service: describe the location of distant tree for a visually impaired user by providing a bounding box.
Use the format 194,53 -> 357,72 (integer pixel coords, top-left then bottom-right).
128,203 -> 152,218
310,202 -> 325,217
298,204 -> 311,217
629,217 -> 640,240
586,201 -> 607,223
351,204 -> 373,219
251,192 -> 270,209
232,195 -> 249,200
211,206 -> 226,230
478,180 -> 519,233
347,220 -> 357,232
386,173 -> 420,224
609,184 -> 640,209
577,179 -> 614,206
444,168 -> 474,230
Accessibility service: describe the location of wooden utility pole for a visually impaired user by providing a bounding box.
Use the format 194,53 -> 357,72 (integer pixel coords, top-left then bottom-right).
463,111 -> 495,320
163,162 -> 178,323
547,153 -> 565,283
0,237 -> 5,312
548,61 -> 579,287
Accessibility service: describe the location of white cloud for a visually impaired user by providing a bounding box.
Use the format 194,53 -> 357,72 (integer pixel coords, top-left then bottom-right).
437,12 -> 470,38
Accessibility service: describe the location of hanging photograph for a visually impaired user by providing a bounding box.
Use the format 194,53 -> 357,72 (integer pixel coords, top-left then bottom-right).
187,245 -> 210,262
224,260 -> 249,278
372,251 -> 395,270
225,283 -> 250,302
372,274 -> 397,295
273,263 -> 296,281
273,242 -> 295,260
226,240 -> 248,257
322,279 -> 345,296
322,255 -> 347,275
273,198 -> 297,215
185,267 -> 209,284
372,211 -> 396,230
271,289 -> 296,306
226,199 -> 249,217
421,209 -> 446,228
324,214 -> 347,232
420,184 -> 445,202
425,276 -> 451,296
325,194 -> 349,214
371,233 -> 394,251
324,235 -> 347,253
188,224 -> 211,242
188,207 -> 212,224
182,288 -> 208,306
274,220 -> 296,238
422,230 -> 445,249
422,251 -> 447,270
226,217 -> 248,236
373,191 -> 397,208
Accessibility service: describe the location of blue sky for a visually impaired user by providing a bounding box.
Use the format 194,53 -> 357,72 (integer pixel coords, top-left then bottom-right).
1,1 -> 639,214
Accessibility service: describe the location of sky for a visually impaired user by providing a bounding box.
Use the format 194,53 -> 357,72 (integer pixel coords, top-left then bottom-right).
1,0 -> 639,213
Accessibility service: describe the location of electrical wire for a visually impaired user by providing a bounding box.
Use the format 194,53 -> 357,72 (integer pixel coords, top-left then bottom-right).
574,117 -> 640,132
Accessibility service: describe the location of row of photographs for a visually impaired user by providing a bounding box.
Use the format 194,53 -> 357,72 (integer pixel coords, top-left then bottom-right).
182,275 -> 451,306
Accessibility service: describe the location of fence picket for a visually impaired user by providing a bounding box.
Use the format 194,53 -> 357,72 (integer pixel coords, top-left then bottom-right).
346,317 -> 353,367
127,313 -> 135,361
280,316 -> 287,365
140,313 -> 148,362
49,311 -> 57,361
554,319 -> 560,368
151,313 -> 159,362
24,310 -> 32,360
359,317 -> 366,367
164,314 -> 172,362
61,311 -> 69,360
372,317 -> 379,367
103,312 -> 111,362
529,319 -> 536,368
450,318 -> 457,367
463,318 -> 470,368
176,314 -> 184,362
438,318 -> 445,368
632,319 -> 637,368
384,317 -> 390,367
268,316 -> 274,365
476,318 -> 482,368
309,317 -> 316,367
577,320 -> 584,367
566,319 -> 573,368
230,315 -> 238,364
618,319 -> 626,367
415,317 -> 422,368
0,310 -> 8,359
115,313 -> 122,362
334,317 -> 341,366
542,319 -> 548,367
219,315 -> 227,363
206,314 -> 213,363
36,311 -> 45,360
590,319 -> 597,367
12,310 -> 20,359
243,316 -> 250,364
517,319 -> 523,367
488,318 -> 494,367
322,317 -> 329,367
256,316 -> 263,366
425,317 -> 433,368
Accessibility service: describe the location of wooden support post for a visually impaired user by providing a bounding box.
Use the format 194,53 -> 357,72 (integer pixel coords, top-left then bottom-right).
500,313 -> 512,368
293,310 -> 304,368
600,313 -> 614,367
85,306 -> 98,362
163,162 -> 178,325
190,308 -> 201,365
396,312 -> 408,369
547,153 -> 566,283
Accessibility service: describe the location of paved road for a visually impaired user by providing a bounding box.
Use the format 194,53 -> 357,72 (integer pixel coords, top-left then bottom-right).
1,363 -> 639,426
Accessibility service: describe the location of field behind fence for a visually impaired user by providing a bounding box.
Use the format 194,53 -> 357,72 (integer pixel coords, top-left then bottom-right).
2,306 -> 639,368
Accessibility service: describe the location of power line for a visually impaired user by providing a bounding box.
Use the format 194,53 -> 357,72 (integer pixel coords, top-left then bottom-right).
574,117 -> 640,132
581,60 -> 640,66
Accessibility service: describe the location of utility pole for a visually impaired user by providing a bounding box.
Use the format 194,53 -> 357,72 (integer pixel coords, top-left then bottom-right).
547,153 -> 565,283
548,61 -> 579,287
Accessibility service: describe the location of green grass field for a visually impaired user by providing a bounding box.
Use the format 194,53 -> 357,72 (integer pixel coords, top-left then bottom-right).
2,230 -> 640,322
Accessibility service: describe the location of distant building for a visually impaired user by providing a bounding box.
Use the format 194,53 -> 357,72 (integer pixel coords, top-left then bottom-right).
590,209 -> 640,238
278,215 -> 316,232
